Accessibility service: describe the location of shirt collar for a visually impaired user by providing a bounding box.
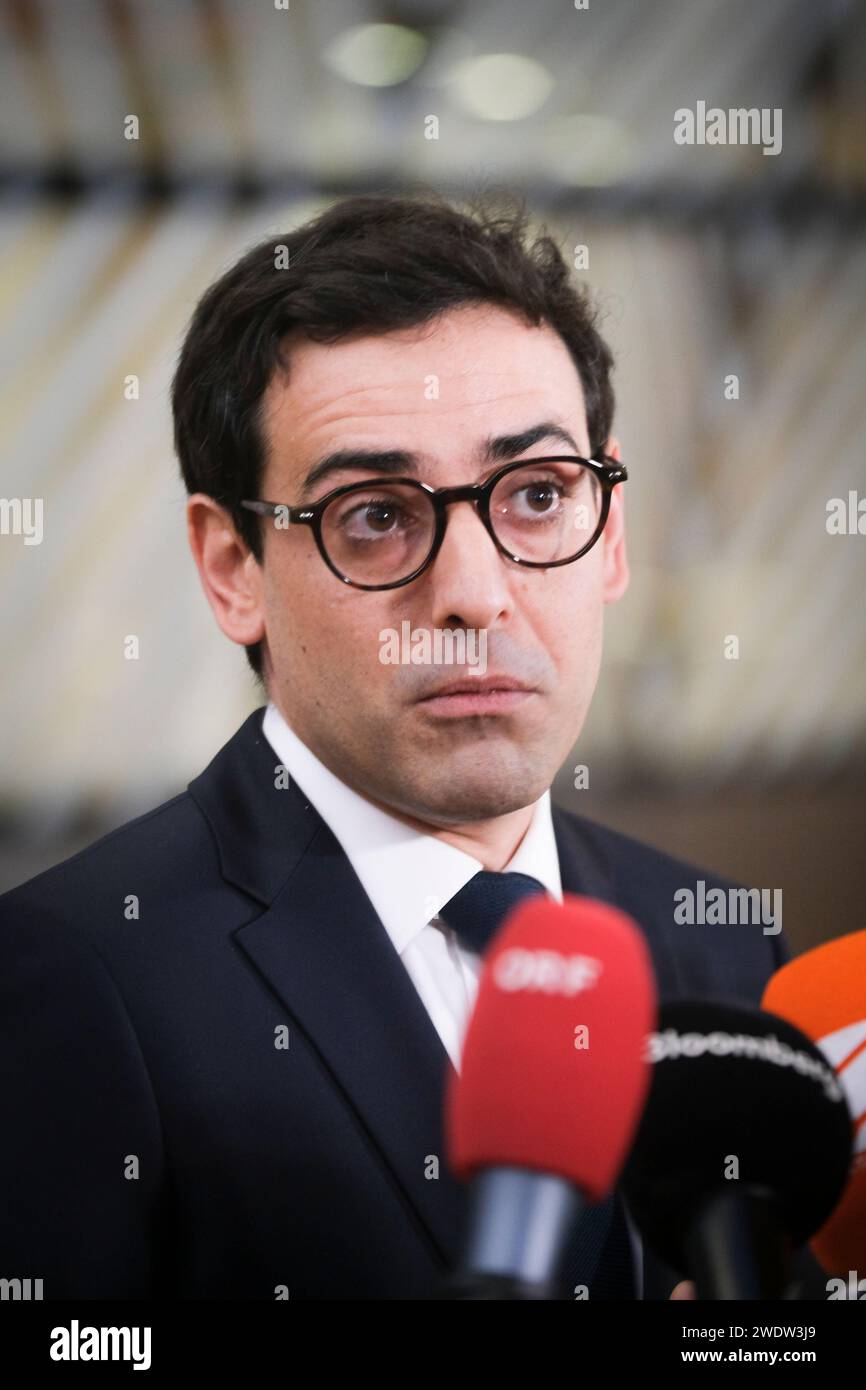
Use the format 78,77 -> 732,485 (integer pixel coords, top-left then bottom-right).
261,701 -> 562,955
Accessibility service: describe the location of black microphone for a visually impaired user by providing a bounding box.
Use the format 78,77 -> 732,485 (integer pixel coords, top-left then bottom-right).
621,1000 -> 853,1299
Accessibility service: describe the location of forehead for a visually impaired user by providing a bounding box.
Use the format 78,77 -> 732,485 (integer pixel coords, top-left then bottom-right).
260,304 -> 589,473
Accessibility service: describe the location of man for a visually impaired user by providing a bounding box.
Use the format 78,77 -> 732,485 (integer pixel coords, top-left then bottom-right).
0,194 -> 788,1299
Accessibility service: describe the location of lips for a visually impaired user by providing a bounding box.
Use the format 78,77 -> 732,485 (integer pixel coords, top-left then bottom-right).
416,676 -> 537,718
419,676 -> 533,700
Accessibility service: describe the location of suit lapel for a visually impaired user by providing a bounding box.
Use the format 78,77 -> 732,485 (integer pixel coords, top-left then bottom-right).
553,803 -> 681,1298
552,804 -> 681,998
188,708 -> 468,1269
552,804 -> 616,901
188,711 -> 676,1292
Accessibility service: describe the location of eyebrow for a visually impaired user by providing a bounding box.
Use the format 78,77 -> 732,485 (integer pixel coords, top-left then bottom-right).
299,421 -> 582,498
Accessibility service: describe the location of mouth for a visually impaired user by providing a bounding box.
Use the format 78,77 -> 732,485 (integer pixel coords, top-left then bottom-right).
416,676 -> 537,719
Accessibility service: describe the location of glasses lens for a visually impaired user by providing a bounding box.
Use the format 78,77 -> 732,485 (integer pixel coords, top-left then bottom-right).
490,460 -> 603,563
321,482 -> 436,585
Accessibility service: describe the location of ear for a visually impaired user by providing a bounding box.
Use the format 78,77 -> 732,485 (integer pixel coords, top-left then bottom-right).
186,494 -> 266,649
599,435 -> 629,603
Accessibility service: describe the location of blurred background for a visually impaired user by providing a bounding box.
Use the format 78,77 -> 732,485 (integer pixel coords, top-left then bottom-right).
0,0 -> 864,951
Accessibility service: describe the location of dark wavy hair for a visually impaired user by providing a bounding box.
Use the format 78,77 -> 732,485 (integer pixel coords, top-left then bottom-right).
171,191 -> 615,683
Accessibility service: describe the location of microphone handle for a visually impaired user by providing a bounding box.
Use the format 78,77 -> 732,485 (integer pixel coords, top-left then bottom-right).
683,1186 -> 792,1299
448,1166 -> 586,1299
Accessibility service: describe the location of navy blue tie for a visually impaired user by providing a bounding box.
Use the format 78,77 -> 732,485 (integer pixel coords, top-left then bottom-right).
438,869 -> 547,955
438,869 -> 637,1299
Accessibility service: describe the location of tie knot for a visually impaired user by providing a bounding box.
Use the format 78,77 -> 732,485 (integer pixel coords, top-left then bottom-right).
437,870 -> 548,955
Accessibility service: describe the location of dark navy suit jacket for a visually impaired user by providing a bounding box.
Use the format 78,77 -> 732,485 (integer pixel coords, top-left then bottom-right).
0,707 -> 790,1299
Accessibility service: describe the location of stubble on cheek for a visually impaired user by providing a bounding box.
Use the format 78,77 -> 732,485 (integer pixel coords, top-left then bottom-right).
269,562 -> 604,816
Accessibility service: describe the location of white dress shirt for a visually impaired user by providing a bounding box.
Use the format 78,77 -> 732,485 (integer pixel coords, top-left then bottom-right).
261,701 -> 562,1071
260,699 -> 643,1295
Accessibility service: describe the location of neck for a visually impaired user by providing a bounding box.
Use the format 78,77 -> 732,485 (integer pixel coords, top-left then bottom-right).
375,800 -> 537,871
268,696 -> 537,870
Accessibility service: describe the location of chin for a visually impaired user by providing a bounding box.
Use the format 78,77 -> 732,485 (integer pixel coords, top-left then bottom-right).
403,766 -> 551,824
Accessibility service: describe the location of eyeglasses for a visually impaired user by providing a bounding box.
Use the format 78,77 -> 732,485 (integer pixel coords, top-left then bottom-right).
240,453 -> 627,591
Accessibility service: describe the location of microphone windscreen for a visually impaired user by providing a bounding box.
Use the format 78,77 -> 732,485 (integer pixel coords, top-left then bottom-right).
622,1000 -> 852,1271
763,931 -> 866,1273
445,894 -> 656,1201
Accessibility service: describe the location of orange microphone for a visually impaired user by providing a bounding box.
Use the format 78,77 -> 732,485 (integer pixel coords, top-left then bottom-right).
763,930 -> 866,1276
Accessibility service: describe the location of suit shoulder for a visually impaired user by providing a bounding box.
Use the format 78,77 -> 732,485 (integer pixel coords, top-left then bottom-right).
0,791 -> 213,921
556,805 -> 736,892
555,805 -> 788,997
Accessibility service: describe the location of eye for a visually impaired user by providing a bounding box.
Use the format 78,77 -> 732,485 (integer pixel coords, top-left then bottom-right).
350,500 -> 400,532
516,479 -> 565,513
340,498 -> 403,537
501,473 -> 570,521
331,489 -> 426,543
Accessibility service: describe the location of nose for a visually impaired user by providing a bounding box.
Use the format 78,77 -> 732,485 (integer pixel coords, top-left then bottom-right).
424,500 -> 514,631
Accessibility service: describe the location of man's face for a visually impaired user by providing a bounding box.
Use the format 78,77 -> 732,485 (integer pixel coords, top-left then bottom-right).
254,303 -> 628,825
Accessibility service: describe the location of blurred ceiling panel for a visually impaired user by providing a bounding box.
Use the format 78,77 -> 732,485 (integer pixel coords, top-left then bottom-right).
0,0 -> 861,194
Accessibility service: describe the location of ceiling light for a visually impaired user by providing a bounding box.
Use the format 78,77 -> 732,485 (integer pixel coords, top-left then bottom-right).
323,23 -> 428,88
451,53 -> 554,121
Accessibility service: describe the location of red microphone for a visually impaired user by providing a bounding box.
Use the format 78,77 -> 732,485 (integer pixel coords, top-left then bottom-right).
763,930 -> 866,1280
444,894 -> 656,1298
